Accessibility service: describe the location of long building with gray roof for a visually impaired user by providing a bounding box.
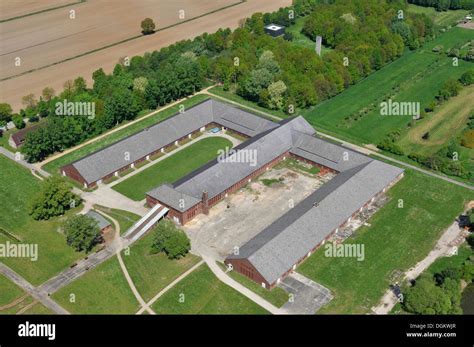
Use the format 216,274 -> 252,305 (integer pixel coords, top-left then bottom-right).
61,98 -> 277,187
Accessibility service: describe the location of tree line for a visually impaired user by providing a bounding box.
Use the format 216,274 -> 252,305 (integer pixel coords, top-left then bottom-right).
408,0 -> 474,11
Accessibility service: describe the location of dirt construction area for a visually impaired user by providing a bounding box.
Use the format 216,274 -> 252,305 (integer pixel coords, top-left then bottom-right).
0,0 -> 291,110
184,167 -> 335,261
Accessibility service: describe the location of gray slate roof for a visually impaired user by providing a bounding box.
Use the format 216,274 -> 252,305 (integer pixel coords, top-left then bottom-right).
68,99 -> 277,184
228,160 -> 403,284
147,117 -> 316,210
85,210 -> 111,230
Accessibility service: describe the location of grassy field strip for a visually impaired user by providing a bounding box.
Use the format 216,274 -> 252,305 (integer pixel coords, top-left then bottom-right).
52,256 -> 141,314
121,231 -> 202,302
137,259 -> 205,314
407,4 -> 468,27
0,155 -> 83,285
303,27 -> 474,145
151,263 -> 268,314
399,85 -> 474,155
0,274 -> 25,309
112,137 -> 233,201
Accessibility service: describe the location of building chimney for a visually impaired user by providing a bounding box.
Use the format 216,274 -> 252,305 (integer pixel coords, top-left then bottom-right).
202,191 -> 209,215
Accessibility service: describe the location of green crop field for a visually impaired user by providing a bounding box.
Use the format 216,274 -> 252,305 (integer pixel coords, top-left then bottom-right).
121,230 -> 201,302
0,155 -> 83,285
298,169 -> 473,314
152,263 -> 268,314
52,256 -> 139,314
42,94 -> 210,175
303,28 -> 474,146
112,137 -> 232,201
407,4 -> 468,27
398,85 -> 474,156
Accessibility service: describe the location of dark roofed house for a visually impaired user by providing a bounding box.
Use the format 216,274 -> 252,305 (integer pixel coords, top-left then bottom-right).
264,23 -> 285,37
85,210 -> 112,234
9,124 -> 42,148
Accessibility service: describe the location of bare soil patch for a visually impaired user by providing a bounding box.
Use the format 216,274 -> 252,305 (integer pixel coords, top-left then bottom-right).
184,167 -> 335,260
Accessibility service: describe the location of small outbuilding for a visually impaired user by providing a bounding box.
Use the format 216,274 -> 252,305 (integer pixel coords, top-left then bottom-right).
85,210 -> 112,234
264,23 -> 285,37
9,124 -> 42,148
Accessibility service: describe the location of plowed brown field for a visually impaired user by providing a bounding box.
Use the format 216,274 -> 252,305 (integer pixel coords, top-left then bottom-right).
0,0 -> 291,110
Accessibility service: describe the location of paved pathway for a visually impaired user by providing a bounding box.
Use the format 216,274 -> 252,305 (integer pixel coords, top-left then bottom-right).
0,147 -> 50,178
81,185 -> 148,216
136,259 -> 205,315
99,210 -> 156,315
280,272 -> 333,314
203,255 -> 283,314
372,218 -> 467,314
0,262 -> 69,314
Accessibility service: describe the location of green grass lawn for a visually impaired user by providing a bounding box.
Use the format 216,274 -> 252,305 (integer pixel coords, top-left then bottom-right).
0,274 -> 24,307
0,296 -> 35,314
121,230 -> 201,302
93,205 -> 140,235
113,137 -> 232,201
151,263 -> 268,314
0,155 -> 83,285
0,128 -> 18,152
297,169 -> 473,314
21,302 -> 53,314
425,243 -> 473,276
52,256 -> 139,314
42,94 -> 210,175
407,4 -> 468,27
217,262 -> 289,307
303,28 -> 474,146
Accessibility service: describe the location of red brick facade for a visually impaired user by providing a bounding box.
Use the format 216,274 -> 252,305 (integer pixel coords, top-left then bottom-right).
146,151 -> 292,225
225,171 -> 405,289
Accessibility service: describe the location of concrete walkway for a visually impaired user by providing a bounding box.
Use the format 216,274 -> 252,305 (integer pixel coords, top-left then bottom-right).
0,262 -> 69,314
203,255 -> 283,314
280,272 -> 333,314
0,147 -> 50,178
101,210 -> 155,315
81,185 -> 148,216
372,218 -> 467,314
136,259 -> 205,315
